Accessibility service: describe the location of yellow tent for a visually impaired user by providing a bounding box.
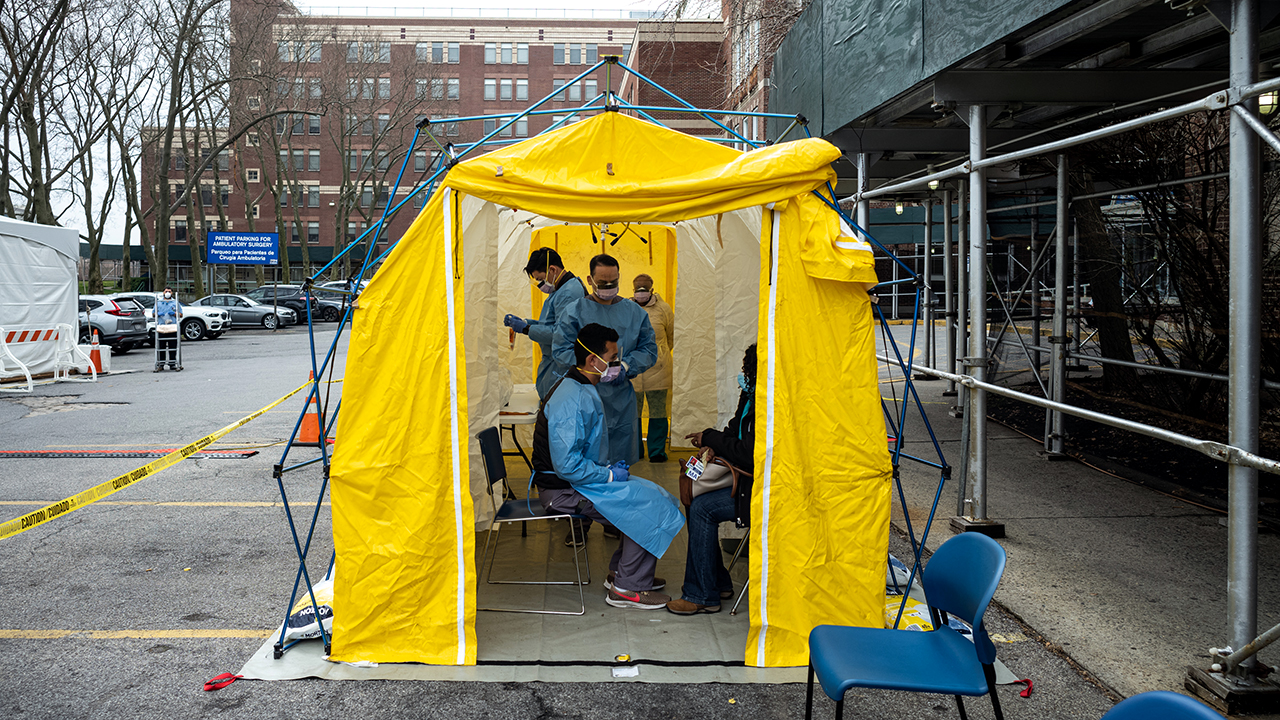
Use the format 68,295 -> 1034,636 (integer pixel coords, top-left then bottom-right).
329,112 -> 892,667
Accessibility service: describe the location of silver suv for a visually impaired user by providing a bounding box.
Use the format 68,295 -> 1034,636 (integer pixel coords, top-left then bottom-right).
78,295 -> 149,354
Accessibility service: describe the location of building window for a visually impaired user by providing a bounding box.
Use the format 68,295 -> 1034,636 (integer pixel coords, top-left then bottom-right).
516,78 -> 528,101
570,43 -> 581,64
568,82 -> 581,102
414,151 -> 427,172
293,149 -> 306,171
308,149 -> 320,172
431,41 -> 443,63
292,114 -> 305,135
484,42 -> 495,64
308,187 -> 319,207
501,43 -> 513,64
416,78 -> 429,100
431,77 -> 444,100
586,44 -> 597,63
248,95 -> 260,110
251,59 -> 261,74
378,78 -> 390,99
622,44 -> 631,63
360,188 -> 373,207
361,115 -> 372,135
552,78 -> 565,101
276,77 -> 288,97
278,42 -> 290,62
500,78 -> 512,101
278,149 -> 288,169
247,132 -> 259,147
499,119 -> 512,137
294,77 -> 304,98
220,185 -> 230,206
412,190 -> 425,209
309,115 -> 321,134
217,150 -> 230,171
516,118 -> 528,137
290,222 -> 300,245
517,42 -> 528,64
374,190 -> 388,208
252,204 -> 260,219
361,78 -> 374,100
367,41 -> 390,63
447,78 -> 459,100
308,221 -> 320,244
174,220 -> 187,244
201,186 -> 213,206
447,114 -> 459,136
553,43 -> 564,65
415,42 -> 430,62
246,168 -> 260,183
448,42 -> 459,63
377,113 -> 389,133
483,118 -> 495,134
308,42 -> 321,63
347,221 -> 362,242
346,42 -> 358,63
585,79 -> 597,100
376,151 -> 390,171
484,78 -> 496,101
309,78 -> 321,99
346,151 -> 359,173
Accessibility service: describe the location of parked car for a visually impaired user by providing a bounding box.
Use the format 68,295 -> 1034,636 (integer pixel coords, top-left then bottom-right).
111,292 -> 230,342
244,284 -> 343,322
78,295 -> 149,354
189,294 -> 297,330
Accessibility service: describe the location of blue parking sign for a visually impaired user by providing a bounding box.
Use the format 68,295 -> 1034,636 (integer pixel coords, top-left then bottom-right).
207,232 -> 279,265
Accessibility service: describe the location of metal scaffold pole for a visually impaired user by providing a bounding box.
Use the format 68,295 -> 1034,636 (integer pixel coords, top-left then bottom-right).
943,187 -> 957,396
1227,0 -> 1261,682
953,179 -> 969,418
917,196 -> 935,378
955,105 -> 1004,537
856,153 -> 871,231
1048,154 -> 1069,457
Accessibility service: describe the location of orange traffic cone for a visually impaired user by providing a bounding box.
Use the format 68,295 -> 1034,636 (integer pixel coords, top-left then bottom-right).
89,331 -> 103,374
295,372 -> 328,447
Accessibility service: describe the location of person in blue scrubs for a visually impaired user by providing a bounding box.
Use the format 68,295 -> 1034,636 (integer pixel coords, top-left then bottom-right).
533,322 -> 685,609
552,254 -> 657,466
504,247 -> 586,399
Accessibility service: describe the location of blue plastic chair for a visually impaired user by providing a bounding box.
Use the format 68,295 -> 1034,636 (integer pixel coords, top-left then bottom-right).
806,532 -> 1007,720
474,426 -> 592,615
1100,691 -> 1223,720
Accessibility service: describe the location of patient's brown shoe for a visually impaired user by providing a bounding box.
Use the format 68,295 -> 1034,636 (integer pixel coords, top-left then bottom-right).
665,598 -> 721,615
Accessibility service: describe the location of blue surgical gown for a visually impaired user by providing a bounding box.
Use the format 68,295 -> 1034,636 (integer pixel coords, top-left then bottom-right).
526,274 -> 586,399
552,296 -> 658,465
544,376 -> 684,558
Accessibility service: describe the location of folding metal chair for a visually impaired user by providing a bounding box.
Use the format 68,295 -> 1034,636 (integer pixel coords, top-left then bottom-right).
475,426 -> 592,615
805,532 -> 1008,720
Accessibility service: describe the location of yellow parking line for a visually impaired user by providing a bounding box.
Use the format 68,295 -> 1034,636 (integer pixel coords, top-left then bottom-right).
0,629 -> 273,639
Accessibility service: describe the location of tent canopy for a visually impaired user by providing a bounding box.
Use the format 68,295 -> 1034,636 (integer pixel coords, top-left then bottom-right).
330,112 -> 893,668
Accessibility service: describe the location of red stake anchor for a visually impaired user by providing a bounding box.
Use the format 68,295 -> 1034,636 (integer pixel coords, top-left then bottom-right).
203,672 -> 243,691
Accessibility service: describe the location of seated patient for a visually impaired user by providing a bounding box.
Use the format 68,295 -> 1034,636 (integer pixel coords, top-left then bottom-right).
532,323 -> 686,610
667,344 -> 757,616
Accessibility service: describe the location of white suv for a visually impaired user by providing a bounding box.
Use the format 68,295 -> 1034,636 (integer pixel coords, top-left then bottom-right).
111,292 -> 230,342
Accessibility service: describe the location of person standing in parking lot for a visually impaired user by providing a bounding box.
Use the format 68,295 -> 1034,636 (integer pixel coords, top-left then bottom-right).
154,288 -> 183,372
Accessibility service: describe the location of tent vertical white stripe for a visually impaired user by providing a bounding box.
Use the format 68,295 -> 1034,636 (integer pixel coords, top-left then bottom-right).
441,188 -> 468,665
756,208 -> 781,666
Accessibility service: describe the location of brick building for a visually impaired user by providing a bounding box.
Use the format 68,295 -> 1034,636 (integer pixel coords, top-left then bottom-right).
618,20 -> 726,137
142,1 -> 671,289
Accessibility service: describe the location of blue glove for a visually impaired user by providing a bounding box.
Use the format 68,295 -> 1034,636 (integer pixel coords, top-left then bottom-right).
503,314 -> 529,333
609,462 -> 630,483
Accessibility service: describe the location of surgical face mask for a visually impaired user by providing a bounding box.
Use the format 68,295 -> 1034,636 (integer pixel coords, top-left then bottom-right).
163,292 -> 173,300
737,373 -> 752,393
592,277 -> 619,300
600,361 -> 623,383
633,290 -> 652,305
538,281 -> 555,295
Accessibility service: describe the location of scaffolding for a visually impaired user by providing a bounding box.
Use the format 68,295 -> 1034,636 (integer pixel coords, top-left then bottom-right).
837,0 -> 1280,695
265,55 -> 953,659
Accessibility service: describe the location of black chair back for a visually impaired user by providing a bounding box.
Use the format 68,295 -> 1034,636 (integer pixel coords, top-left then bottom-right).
476,427 -> 506,494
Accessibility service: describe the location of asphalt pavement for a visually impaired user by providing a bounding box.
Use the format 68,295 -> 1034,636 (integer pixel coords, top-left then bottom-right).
0,320 -> 1182,719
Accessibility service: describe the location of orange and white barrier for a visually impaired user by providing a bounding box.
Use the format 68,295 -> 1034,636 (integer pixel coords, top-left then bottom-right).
0,324 -> 97,392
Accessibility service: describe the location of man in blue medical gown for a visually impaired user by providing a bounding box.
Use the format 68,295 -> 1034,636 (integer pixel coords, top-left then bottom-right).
503,247 -> 586,399
552,254 -> 657,466
533,323 -> 685,609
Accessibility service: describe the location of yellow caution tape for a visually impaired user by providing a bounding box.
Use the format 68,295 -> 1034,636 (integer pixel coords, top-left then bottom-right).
0,379 -> 314,541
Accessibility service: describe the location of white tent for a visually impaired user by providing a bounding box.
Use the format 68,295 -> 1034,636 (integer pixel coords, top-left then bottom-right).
0,217 -> 81,379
